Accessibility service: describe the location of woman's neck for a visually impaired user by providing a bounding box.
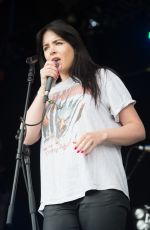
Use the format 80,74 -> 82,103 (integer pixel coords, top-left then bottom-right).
60,73 -> 70,81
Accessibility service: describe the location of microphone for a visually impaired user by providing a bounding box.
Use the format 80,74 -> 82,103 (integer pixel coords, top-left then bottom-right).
136,145 -> 150,152
43,77 -> 53,103
43,61 -> 59,103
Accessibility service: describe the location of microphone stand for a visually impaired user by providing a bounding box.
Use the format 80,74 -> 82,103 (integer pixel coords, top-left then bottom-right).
6,56 -> 39,230
127,149 -> 146,180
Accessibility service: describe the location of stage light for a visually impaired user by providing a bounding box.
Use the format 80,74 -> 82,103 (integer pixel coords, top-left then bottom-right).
136,220 -> 146,230
133,205 -> 150,230
148,32 -> 150,39
135,209 -> 145,219
89,19 -> 99,28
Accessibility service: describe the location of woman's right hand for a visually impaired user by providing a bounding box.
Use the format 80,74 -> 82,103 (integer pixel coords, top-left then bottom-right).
40,61 -> 59,92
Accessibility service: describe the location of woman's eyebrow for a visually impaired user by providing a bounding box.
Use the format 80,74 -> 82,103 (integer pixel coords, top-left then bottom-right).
43,38 -> 64,47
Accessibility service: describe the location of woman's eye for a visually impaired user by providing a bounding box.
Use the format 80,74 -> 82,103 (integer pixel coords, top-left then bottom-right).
56,42 -> 63,45
43,47 -> 48,51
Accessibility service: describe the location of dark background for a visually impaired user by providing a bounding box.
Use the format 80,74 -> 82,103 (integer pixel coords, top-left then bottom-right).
0,0 -> 150,229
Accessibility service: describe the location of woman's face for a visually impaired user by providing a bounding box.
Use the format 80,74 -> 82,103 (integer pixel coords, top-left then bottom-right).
42,30 -> 75,77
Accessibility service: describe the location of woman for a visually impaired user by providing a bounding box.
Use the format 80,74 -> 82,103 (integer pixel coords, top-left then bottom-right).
24,19 -> 146,230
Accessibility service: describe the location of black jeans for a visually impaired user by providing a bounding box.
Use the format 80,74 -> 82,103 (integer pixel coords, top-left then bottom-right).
43,189 -> 130,230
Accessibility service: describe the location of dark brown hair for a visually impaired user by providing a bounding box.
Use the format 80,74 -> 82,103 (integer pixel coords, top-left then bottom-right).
36,19 -> 101,104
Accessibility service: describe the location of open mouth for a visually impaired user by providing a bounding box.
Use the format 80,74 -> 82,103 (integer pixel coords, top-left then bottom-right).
52,58 -> 61,67
52,57 -> 60,62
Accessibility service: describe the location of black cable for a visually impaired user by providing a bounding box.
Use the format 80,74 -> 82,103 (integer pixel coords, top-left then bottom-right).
127,150 -> 146,180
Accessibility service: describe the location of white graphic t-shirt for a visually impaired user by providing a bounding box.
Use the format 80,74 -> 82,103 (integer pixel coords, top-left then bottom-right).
38,68 -> 135,213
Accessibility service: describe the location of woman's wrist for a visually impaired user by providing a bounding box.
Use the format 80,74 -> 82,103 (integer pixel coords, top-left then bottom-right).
101,130 -> 108,143
37,86 -> 45,97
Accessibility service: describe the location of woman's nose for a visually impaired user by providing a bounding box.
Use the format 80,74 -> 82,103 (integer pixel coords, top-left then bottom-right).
50,46 -> 56,55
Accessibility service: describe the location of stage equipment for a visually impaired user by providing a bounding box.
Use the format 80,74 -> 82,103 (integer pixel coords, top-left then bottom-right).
6,56 -> 39,230
133,205 -> 150,230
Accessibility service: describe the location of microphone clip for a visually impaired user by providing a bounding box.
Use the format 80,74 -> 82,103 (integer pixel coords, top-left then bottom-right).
26,55 -> 38,82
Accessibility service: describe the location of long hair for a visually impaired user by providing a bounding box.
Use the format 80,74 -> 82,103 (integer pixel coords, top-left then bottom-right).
36,19 -> 101,104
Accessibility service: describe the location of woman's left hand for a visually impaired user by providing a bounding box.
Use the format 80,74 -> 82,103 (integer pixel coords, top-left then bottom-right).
73,131 -> 107,155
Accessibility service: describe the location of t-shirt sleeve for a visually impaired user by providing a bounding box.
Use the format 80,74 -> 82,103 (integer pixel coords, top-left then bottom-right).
101,69 -> 136,122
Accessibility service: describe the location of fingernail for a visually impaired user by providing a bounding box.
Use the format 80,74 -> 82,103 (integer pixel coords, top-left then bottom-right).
74,147 -> 77,150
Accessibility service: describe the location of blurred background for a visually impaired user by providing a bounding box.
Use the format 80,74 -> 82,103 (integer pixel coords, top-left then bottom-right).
0,0 -> 150,229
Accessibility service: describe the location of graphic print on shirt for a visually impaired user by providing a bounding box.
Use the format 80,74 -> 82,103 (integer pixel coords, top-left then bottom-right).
42,84 -> 85,153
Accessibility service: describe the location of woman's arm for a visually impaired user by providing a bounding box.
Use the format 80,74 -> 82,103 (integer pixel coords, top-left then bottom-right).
23,88 -> 45,145
74,104 -> 146,155
24,61 -> 59,145
104,104 -> 146,146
